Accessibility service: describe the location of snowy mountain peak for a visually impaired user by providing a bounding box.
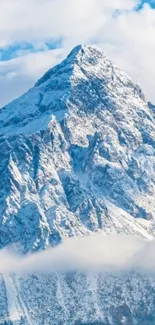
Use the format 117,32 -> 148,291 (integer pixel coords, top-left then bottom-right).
0,44 -> 146,137
35,44 -> 105,87
0,45 -> 154,252
66,44 -> 104,61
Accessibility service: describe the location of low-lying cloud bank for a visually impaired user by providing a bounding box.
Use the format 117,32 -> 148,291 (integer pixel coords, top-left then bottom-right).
0,234 -> 155,275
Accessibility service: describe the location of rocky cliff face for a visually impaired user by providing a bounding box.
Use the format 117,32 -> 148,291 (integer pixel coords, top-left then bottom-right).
0,45 -> 155,324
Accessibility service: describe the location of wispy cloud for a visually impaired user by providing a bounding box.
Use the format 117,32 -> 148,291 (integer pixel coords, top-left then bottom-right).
0,40 -> 62,61
0,234 -> 155,275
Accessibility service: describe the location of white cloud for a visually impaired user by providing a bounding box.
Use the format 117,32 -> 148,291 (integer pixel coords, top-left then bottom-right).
0,234 -> 155,275
99,4 -> 155,102
0,48 -> 65,107
0,0 -> 155,105
0,0 -> 138,46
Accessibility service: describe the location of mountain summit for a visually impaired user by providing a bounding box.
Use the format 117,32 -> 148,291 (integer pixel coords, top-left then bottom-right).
0,44 -> 145,134
0,45 -> 154,252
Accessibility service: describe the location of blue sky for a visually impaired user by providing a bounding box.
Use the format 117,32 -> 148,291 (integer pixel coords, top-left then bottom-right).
0,40 -> 62,62
0,0 -> 155,107
139,0 -> 155,8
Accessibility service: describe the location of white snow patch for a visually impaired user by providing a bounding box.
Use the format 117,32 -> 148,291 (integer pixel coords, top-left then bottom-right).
4,275 -> 22,322
4,275 -> 33,325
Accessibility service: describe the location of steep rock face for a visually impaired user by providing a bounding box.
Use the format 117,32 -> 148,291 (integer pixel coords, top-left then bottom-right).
0,45 -> 155,251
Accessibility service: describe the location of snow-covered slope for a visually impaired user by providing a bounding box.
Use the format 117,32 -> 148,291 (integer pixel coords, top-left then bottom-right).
1,272 -> 155,325
1,45 -> 155,324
